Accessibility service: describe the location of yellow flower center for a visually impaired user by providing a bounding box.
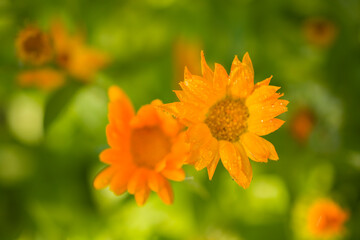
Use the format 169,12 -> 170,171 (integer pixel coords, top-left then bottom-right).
204,97 -> 249,142
130,126 -> 171,169
23,32 -> 45,57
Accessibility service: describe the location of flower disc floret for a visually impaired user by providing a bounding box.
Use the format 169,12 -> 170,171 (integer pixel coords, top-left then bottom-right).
205,97 -> 249,142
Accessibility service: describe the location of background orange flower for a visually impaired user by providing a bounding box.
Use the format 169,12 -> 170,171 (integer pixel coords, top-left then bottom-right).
15,25 -> 52,65
303,17 -> 338,48
51,20 -> 110,82
308,199 -> 348,238
94,86 -> 188,206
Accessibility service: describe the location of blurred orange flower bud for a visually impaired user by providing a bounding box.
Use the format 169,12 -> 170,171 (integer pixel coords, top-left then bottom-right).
15,25 -> 53,65
17,68 -> 65,91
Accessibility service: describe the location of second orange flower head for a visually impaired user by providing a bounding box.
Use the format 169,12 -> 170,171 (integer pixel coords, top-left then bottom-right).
94,86 -> 188,206
163,51 -> 288,188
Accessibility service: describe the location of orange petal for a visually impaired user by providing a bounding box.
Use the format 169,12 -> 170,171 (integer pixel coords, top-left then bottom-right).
230,55 -> 241,73
180,74 -> 216,107
130,104 -> 159,128
201,51 -> 214,83
68,46 -> 109,81
162,153 -> 184,170
193,137 -> 219,171
242,52 -> 254,76
184,66 -> 192,83
160,102 -> 181,118
252,92 -> 285,109
264,138 -> 279,160
93,166 -> 116,189
163,153 -> 187,171
170,102 -> 206,125
248,118 -> 285,136
135,186 -> 150,206
207,152 -> 220,180
161,134 -> 189,170
155,103 -> 182,138
240,132 -> 279,162
161,168 -> 185,181
229,55 -> 254,98
99,148 -> 130,165
107,87 -> 134,136
157,177 -> 174,205
255,76 -> 272,89
148,172 -> 161,192
213,63 -> 228,94
160,100 -> 206,126
155,158 -> 167,172
248,99 -> 288,124
108,86 -> 134,114
127,169 -> 147,194
105,124 -> 130,150
108,101 -> 131,135
187,123 -> 211,146
170,131 -> 190,160
246,85 -> 281,107
109,168 -> 133,195
187,123 -> 219,171
219,141 -> 252,188
174,90 -> 191,103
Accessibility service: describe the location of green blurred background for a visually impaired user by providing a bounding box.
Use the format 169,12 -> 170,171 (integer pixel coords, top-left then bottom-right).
1,0 -> 360,239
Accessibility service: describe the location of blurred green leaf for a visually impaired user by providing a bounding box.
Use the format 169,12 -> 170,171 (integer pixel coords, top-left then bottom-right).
43,80 -> 83,131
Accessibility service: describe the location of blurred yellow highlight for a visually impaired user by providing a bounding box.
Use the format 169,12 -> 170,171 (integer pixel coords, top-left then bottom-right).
6,93 -> 44,144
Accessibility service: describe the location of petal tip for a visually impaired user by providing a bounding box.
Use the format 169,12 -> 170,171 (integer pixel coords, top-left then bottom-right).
151,99 -> 163,106
108,85 -> 132,106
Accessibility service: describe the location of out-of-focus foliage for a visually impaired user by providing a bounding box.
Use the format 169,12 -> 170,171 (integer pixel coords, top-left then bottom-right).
1,0 -> 360,239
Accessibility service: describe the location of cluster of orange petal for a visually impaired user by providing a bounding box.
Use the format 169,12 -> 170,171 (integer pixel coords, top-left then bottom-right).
94,86 -> 189,206
95,51 -> 289,206
15,20 -> 109,90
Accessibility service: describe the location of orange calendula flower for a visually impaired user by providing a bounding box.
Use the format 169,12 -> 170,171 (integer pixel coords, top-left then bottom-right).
15,25 -> 52,65
162,51 -> 288,188
94,86 -> 188,206
308,199 -> 348,238
51,20 -> 109,82
17,68 -> 65,91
